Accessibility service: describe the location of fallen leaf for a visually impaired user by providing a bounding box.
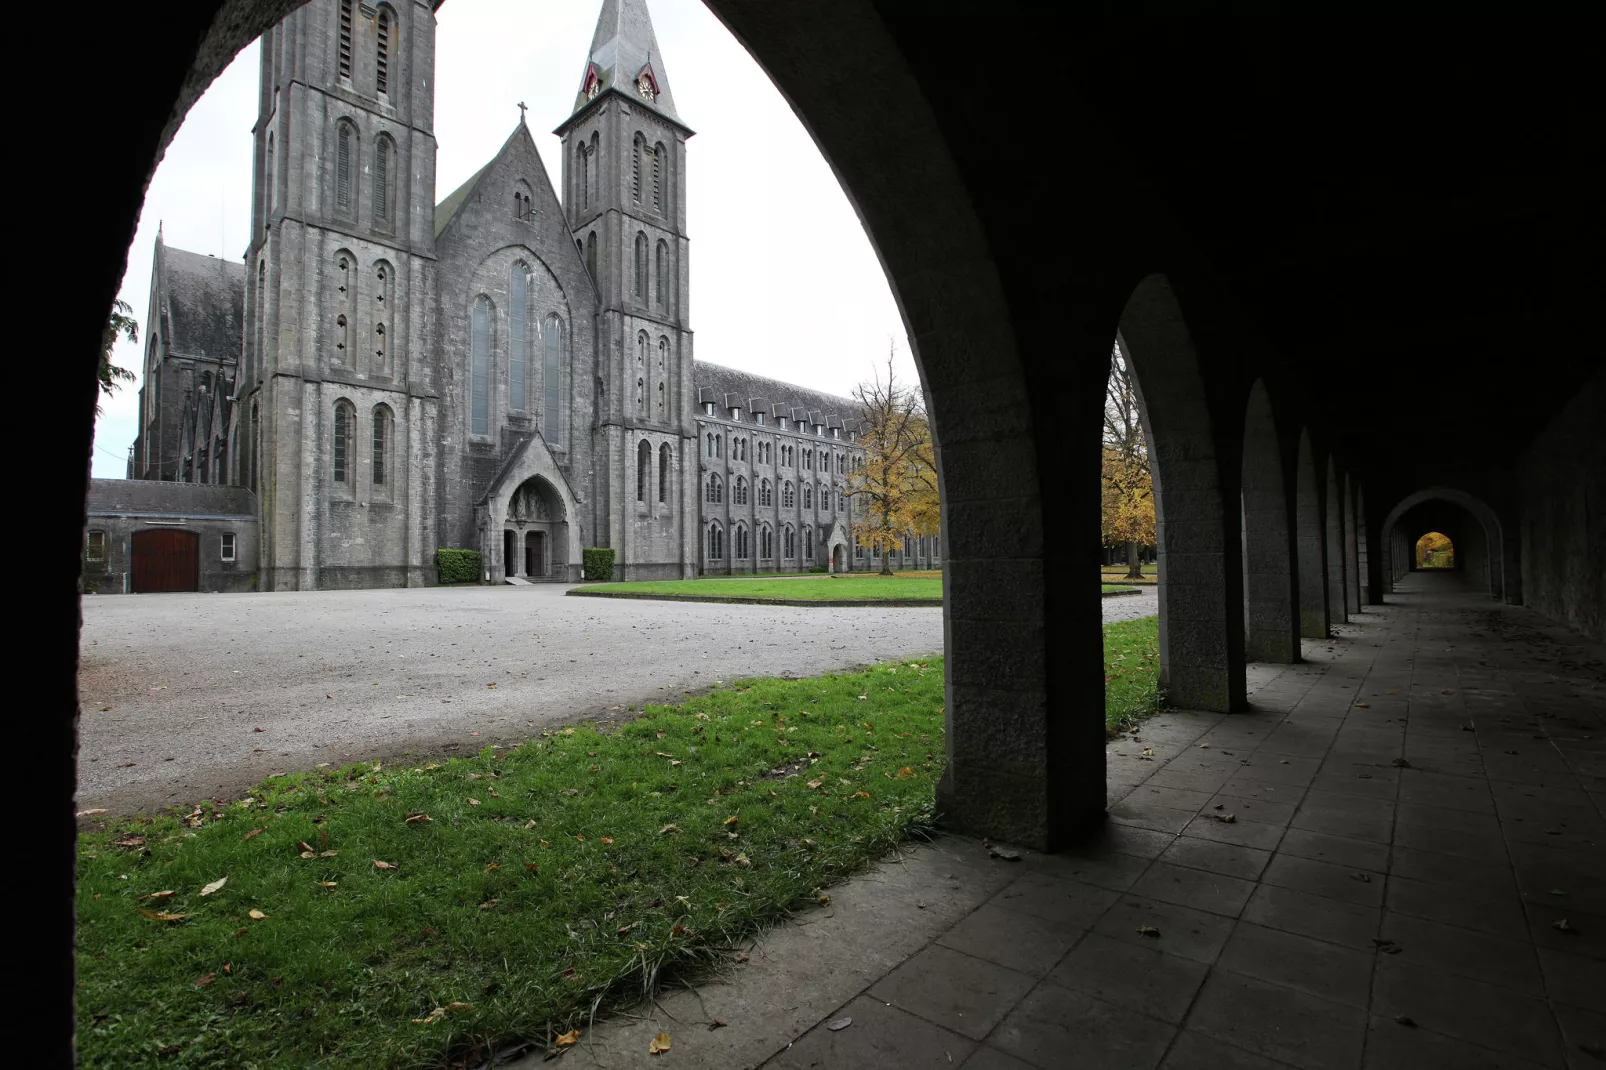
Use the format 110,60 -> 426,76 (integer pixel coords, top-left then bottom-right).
827,1017 -> 853,1032
485,863 -> 501,872
708,1020 -> 727,1031
243,828 -> 266,841
806,779 -> 823,789
316,881 -> 337,888
466,798 -> 480,806
138,909 -> 188,922
852,791 -> 870,799
248,909 -> 268,920
660,824 -> 681,835
1353,702 -> 1370,708
404,812 -> 431,824
199,877 -> 228,897
1394,1015 -> 1417,1027
524,862 -> 539,872
988,844 -> 1021,861
1392,758 -> 1412,768
1351,872 -> 1372,883
648,1032 -> 673,1055
195,973 -> 216,987
1552,919 -> 1576,933
319,850 -> 339,857
1136,925 -> 1161,937
724,814 -> 740,826
555,1030 -> 581,1047
373,860 -> 398,870
600,836 -> 613,844
254,727 -> 265,733
119,762 -> 137,768
1213,813 -> 1237,824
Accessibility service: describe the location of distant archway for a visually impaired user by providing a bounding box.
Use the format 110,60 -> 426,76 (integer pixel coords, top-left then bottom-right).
1416,532 -> 1454,569
1379,486 -> 1510,601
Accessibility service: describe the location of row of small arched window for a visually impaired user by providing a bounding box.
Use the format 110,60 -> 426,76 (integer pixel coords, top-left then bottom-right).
337,0 -> 395,97
706,522 -> 814,561
705,474 -> 845,512
330,400 -> 393,488
704,433 -> 848,474
570,132 -> 668,217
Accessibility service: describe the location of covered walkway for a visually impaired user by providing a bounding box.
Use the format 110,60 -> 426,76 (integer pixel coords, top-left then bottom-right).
535,572 -> 1604,1069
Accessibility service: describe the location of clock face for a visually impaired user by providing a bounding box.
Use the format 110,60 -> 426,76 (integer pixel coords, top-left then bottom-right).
637,74 -> 655,100
587,78 -> 600,99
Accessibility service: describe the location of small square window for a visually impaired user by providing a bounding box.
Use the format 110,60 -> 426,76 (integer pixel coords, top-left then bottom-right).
86,531 -> 107,562
221,532 -> 237,562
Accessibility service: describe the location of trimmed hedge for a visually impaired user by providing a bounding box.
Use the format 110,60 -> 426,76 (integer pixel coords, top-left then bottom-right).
583,547 -> 616,582
437,547 -> 483,585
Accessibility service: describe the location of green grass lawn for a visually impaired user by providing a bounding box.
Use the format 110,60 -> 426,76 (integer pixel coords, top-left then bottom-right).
77,660 -> 948,1068
1104,615 -> 1162,732
76,614 -> 1163,1067
572,576 -> 942,602
1100,584 -> 1138,594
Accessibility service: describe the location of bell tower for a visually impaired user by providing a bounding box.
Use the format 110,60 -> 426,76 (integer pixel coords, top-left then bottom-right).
239,0 -> 442,589
556,0 -> 698,577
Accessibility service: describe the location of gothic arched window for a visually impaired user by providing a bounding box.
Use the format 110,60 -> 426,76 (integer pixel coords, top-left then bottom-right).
338,0 -> 354,80
332,400 -> 355,483
372,404 -> 392,486
508,264 -> 528,410
375,5 -> 393,95
637,439 -> 651,502
634,232 -> 648,300
585,232 -> 597,284
805,526 -> 814,559
707,522 -> 723,560
588,132 -> 599,204
543,314 -> 563,442
760,525 -> 772,560
659,442 -> 671,503
783,481 -> 795,509
784,525 -> 795,559
735,524 -> 749,561
707,473 -> 723,504
760,479 -> 772,507
632,133 -> 645,203
470,295 -> 492,437
652,143 -> 666,214
335,121 -> 358,214
373,135 -> 394,225
733,476 -> 747,506
575,145 -> 589,211
335,314 -> 351,364
655,240 -> 668,306
803,483 -> 813,509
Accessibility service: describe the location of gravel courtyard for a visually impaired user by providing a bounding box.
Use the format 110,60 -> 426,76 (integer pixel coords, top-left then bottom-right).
77,583 -> 1156,816
76,583 -> 942,815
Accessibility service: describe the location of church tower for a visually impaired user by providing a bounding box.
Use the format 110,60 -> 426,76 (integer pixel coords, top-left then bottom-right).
236,0 -> 441,589
556,0 -> 698,578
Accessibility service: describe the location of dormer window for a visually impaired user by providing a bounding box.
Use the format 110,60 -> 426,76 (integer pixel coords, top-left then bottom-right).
637,70 -> 657,102
705,402 -> 714,416
585,68 -> 601,100
756,412 -> 765,425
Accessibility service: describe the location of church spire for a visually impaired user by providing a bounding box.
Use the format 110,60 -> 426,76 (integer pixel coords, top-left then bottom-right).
568,0 -> 681,125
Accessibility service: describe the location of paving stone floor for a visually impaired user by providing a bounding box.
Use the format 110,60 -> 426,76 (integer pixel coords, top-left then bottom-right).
508,573 -> 1605,1069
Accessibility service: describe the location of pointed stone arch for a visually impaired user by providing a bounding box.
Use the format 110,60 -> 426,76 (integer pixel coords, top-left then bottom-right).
1118,274 -> 1246,712
475,434 -> 585,582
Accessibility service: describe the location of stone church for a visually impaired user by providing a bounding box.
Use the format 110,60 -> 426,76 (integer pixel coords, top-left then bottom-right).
110,0 -> 938,593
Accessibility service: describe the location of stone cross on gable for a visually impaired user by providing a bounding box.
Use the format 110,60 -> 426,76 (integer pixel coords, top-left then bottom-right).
518,101 -> 528,124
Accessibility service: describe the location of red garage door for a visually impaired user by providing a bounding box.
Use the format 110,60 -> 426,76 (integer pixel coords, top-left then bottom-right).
131,529 -> 199,593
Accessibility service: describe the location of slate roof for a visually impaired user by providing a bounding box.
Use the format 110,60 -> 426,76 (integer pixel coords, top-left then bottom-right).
159,245 -> 245,362
560,0 -> 687,131
434,161 -> 493,238
693,361 -> 859,430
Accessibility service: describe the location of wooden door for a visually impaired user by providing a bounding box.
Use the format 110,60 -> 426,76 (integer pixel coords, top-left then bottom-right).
131,529 -> 199,593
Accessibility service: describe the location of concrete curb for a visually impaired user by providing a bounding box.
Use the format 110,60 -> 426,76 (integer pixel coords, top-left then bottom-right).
565,589 -> 941,608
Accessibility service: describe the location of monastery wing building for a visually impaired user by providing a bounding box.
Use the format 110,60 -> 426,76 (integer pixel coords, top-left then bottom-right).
98,0 -> 941,594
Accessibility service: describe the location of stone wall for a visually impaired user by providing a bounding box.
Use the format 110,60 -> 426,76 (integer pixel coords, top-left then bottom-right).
1520,371 -> 1605,640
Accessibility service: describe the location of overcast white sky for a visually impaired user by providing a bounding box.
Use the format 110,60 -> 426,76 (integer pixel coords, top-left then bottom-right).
93,0 -> 913,479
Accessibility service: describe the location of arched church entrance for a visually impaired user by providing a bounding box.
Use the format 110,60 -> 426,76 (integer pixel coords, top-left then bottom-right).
833,544 -> 846,573
500,476 -> 567,581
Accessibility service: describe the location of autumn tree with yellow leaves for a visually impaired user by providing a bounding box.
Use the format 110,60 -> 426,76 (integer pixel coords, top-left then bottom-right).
847,350 -> 939,575
1103,341 -> 1156,579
